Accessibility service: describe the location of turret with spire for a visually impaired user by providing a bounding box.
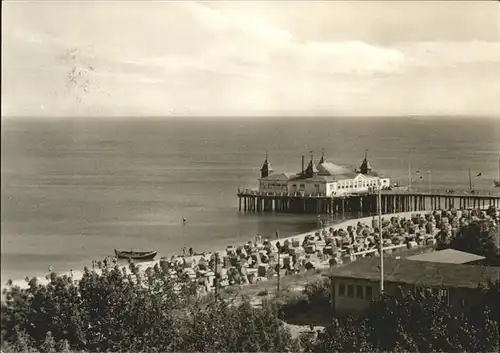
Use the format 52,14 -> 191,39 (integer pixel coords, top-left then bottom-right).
260,150 -> 273,178
357,149 -> 373,175
304,151 -> 318,178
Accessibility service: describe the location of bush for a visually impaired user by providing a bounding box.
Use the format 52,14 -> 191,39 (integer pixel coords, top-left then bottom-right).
314,282 -> 500,353
303,277 -> 331,306
2,264 -> 498,352
1,266 -> 295,352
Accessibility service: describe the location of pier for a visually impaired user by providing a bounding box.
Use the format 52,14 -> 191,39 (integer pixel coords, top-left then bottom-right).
237,189 -> 500,216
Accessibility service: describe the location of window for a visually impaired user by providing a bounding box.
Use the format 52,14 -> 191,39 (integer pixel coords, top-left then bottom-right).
365,286 -> 373,298
338,283 -> 346,297
356,285 -> 364,299
439,289 -> 449,304
300,184 -> 305,188
347,285 -> 354,298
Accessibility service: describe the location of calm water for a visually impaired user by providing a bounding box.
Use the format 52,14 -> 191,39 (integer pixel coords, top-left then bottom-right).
1,116 -> 499,281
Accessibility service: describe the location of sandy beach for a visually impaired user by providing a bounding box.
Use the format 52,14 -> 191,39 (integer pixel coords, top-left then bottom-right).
1,210 -> 426,293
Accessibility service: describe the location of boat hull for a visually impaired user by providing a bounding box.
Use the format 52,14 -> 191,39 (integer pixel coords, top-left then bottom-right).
114,249 -> 157,260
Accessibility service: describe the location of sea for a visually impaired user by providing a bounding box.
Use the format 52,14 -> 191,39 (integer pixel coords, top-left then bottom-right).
1,116 -> 499,282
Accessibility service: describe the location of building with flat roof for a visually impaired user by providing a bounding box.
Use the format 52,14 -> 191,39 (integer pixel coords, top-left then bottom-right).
324,257 -> 499,316
406,248 -> 486,265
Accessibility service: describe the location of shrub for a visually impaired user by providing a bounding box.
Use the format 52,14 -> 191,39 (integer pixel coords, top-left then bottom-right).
314,281 -> 500,353
1,266 -> 295,353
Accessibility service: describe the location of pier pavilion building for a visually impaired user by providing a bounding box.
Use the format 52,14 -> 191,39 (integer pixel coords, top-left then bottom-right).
258,151 -> 391,197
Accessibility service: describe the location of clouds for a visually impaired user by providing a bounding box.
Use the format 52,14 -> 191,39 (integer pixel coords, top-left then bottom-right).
1,1 -> 500,118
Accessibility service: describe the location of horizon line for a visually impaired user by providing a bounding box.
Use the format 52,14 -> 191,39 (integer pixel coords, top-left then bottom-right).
2,114 -> 500,121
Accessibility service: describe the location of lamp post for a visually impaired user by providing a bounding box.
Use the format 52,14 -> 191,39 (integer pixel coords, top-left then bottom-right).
214,251 -> 218,301
276,231 -> 280,294
408,147 -> 414,191
408,162 -> 412,191
378,179 -> 384,295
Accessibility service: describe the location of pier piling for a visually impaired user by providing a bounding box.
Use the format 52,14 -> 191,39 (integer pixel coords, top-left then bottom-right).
237,189 -> 500,216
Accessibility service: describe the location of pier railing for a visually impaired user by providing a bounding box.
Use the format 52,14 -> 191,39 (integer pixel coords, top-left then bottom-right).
237,188 -> 499,198
237,188 -> 330,197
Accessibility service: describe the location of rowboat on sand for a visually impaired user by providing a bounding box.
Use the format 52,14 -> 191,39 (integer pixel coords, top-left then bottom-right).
114,249 -> 157,260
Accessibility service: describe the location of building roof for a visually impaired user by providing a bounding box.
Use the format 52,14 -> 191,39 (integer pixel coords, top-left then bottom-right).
406,249 -> 486,264
325,257 -> 499,289
260,173 -> 291,181
305,175 -> 338,182
317,162 -> 357,178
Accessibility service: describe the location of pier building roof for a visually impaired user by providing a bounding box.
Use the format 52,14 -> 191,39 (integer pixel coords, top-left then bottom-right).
260,173 -> 294,181
325,257 -> 499,289
317,162 -> 357,178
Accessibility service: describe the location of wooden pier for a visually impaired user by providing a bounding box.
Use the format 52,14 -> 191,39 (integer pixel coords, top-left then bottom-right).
237,189 -> 500,216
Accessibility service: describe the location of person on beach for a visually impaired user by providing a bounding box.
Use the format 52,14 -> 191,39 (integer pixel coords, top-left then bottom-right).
189,247 -> 193,257
48,265 -> 53,273
70,269 -> 74,278
182,247 -> 186,256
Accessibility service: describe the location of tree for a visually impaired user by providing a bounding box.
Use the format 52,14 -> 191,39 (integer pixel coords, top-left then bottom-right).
40,332 -> 56,353
1,265 -> 297,353
437,221 -> 500,263
313,282 -> 500,353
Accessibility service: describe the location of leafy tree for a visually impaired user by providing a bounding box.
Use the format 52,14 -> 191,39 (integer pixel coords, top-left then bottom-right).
40,332 -> 56,353
437,219 -> 500,264
1,265 -> 297,353
313,282 -> 500,353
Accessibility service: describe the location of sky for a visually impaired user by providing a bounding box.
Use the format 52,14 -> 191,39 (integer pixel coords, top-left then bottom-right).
2,0 -> 500,118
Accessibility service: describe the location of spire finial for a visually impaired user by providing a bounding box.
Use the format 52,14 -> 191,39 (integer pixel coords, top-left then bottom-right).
265,149 -> 268,161
319,148 -> 325,164
309,150 -> 314,160
365,149 -> 368,160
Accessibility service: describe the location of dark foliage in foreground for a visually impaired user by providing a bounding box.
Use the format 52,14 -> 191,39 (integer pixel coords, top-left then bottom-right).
1,266 -> 296,352
437,206 -> 500,265
312,280 -> 500,353
1,264 -> 499,352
